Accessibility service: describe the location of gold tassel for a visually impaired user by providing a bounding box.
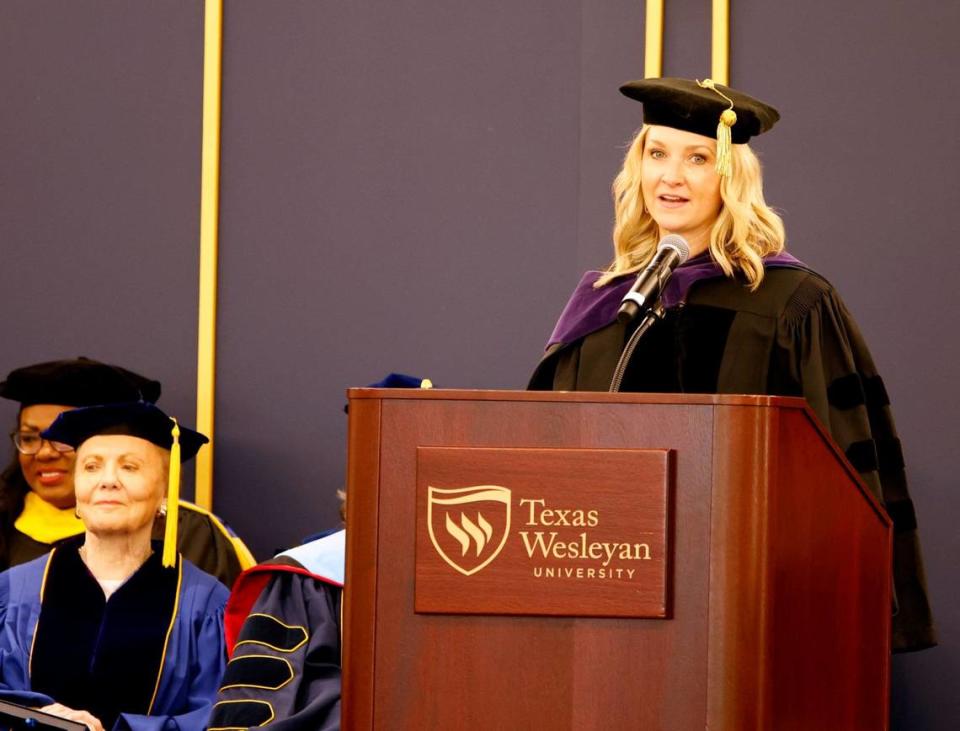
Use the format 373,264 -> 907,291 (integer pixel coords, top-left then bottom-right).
162,419 -> 181,568
716,108 -> 736,177
697,78 -> 736,177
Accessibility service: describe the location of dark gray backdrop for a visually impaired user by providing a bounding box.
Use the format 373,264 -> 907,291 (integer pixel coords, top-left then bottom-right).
1,1 -> 956,726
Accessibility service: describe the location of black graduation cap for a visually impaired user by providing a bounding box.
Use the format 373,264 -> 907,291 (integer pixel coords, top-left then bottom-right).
42,401 -> 207,459
619,77 -> 780,175
42,401 -> 208,568
0,357 -> 161,407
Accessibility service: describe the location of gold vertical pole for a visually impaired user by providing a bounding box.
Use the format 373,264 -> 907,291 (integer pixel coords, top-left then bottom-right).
644,0 -> 664,78
712,0 -> 730,85
195,0 -> 224,511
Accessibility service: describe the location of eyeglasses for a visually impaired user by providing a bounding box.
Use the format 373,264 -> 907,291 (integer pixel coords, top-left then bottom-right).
10,431 -> 75,456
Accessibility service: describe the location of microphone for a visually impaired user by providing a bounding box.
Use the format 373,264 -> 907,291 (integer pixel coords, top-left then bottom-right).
616,234 -> 691,324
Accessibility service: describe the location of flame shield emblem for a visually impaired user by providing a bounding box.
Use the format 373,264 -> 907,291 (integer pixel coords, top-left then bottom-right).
427,485 -> 511,576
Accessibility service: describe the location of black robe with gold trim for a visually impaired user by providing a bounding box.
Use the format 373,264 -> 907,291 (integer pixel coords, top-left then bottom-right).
529,266 -> 935,652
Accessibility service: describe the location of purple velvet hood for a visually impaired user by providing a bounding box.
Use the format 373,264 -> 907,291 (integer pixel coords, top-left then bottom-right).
546,251 -> 806,349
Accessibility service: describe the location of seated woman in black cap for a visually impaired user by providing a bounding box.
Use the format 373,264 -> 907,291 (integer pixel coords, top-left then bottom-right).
0,357 -> 254,586
529,77 -> 935,653
0,402 -> 227,731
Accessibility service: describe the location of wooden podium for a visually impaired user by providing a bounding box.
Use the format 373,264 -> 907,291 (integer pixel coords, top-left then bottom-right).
342,390 -> 891,730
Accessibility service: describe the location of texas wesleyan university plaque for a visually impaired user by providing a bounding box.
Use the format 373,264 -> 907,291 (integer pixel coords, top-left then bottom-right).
415,446 -> 672,618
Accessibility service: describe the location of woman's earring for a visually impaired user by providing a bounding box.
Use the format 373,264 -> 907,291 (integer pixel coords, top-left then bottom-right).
158,503 -> 167,517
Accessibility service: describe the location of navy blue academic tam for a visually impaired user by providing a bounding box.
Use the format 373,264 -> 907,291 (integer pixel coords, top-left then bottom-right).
368,372 -> 431,389
41,401 -> 208,460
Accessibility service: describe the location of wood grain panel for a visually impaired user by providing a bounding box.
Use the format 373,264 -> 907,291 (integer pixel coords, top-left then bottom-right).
341,397 -> 382,730
366,395 -> 713,730
767,408 -> 890,730
707,404 -> 891,730
415,446 -> 672,618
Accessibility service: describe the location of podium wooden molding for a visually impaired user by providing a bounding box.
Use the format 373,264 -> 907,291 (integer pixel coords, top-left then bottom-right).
343,390 -> 891,730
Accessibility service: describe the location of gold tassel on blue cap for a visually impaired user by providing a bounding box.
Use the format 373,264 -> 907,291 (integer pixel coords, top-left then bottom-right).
697,78 -> 736,177
162,418 -> 181,568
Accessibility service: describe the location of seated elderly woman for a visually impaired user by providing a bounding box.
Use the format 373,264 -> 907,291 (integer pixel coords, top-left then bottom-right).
0,402 -> 228,731
0,357 -> 254,586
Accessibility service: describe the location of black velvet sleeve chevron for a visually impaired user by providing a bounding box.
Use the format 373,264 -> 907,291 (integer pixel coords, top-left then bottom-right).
210,573 -> 341,731
778,279 -> 936,652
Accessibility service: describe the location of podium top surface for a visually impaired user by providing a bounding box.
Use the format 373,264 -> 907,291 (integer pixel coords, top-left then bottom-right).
346,388 -> 810,410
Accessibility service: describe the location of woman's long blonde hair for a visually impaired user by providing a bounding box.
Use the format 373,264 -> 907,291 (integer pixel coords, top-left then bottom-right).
598,125 -> 785,289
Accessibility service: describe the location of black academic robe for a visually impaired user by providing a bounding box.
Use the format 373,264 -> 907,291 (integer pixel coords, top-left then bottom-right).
529,266 -> 935,652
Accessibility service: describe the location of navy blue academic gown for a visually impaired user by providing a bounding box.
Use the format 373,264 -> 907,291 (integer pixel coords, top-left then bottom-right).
210,529 -> 343,731
0,543 -> 228,730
